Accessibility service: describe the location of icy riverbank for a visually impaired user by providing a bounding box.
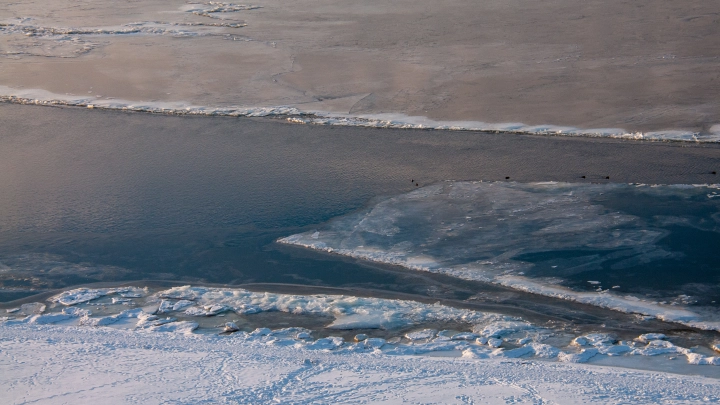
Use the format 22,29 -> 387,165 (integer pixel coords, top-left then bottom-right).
3,285 -> 720,374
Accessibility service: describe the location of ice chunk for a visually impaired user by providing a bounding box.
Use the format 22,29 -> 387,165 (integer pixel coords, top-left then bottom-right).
364,338 -> 386,349
632,340 -> 690,356
268,328 -> 312,338
24,306 -> 91,324
146,321 -> 198,334
572,334 -> 615,347
559,348 -> 599,363
119,291 -> 144,298
305,337 -> 344,351
136,313 -> 176,329
173,300 -> 194,311
50,287 -> 145,306
405,329 -> 437,341
111,298 -> 132,304
686,353 -> 720,366
80,308 -> 144,327
636,333 -> 667,343
157,286 -> 199,300
474,321 -> 533,338
156,300 -> 175,313
235,305 -> 261,315
250,328 -> 271,336
528,343 -> 561,358
597,344 -> 632,356
223,322 -> 240,332
434,330 -> 454,340
26,313 -> 73,325
386,341 -> 466,355
487,338 -> 503,348
327,312 -> 401,330
461,346 -> 493,359
62,307 -> 91,317
18,302 -> 46,315
184,304 -> 227,316
572,337 -> 590,346
451,332 -> 478,341
499,345 -> 535,358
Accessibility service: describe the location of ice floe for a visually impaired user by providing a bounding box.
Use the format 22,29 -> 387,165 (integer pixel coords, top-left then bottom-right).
279,181 -> 720,331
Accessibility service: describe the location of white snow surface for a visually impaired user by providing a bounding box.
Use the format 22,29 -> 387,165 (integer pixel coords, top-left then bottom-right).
2,85 -> 719,143
279,181 -> 720,331
1,323 -> 719,404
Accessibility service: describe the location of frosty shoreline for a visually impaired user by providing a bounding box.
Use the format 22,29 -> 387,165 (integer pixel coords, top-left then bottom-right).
3,285 -> 720,375
3,284 -> 720,405
1,87 -> 719,143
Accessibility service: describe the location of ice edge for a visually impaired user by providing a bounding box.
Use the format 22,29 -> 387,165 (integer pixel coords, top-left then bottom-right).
1,86 -> 718,143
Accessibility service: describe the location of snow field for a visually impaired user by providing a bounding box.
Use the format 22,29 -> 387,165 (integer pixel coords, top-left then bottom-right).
2,323 -> 720,404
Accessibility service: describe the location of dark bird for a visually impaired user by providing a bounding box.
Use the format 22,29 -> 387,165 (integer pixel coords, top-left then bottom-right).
713,171 -> 717,175
606,176 -> 610,179
505,176 -> 510,180
415,183 -> 419,187
581,176 -> 586,179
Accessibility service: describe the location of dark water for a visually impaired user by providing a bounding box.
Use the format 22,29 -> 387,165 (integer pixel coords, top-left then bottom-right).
517,191 -> 720,304
1,103 -> 719,336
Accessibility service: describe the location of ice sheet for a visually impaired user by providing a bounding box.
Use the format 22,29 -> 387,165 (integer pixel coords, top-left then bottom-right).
279,181 -> 720,330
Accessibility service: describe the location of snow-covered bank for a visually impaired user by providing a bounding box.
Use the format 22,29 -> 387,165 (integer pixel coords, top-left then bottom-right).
4,285 -> 720,373
1,323 -> 719,404
1,85 -> 719,143
279,181 -> 720,331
